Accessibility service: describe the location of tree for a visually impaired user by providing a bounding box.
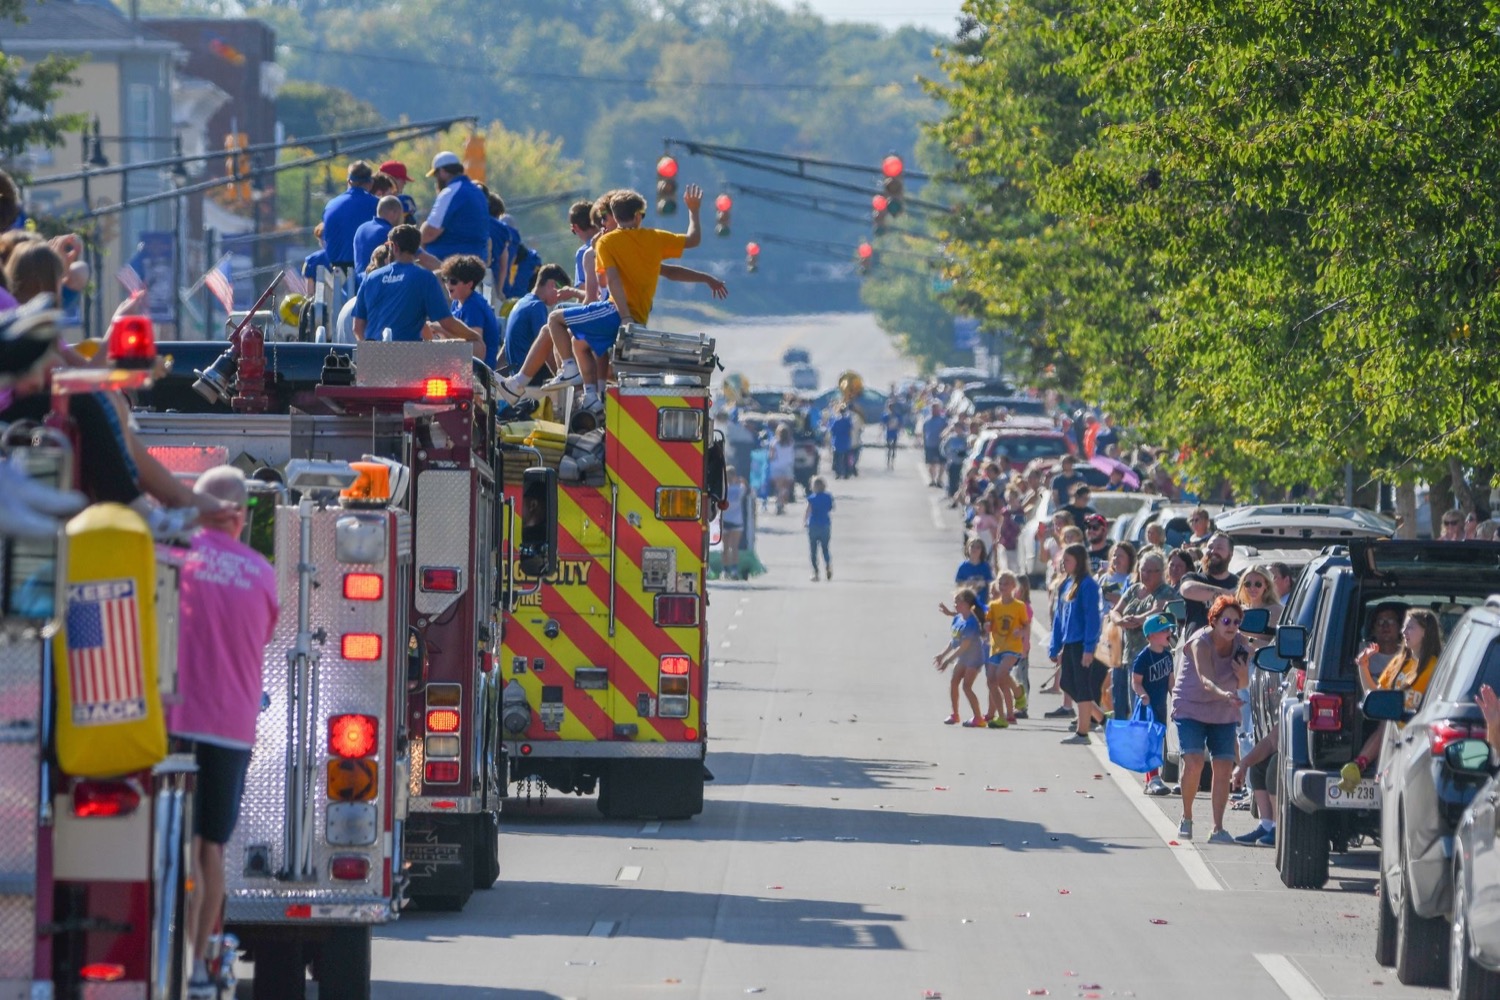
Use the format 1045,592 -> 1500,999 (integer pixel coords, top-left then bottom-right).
0,1 -> 83,171
275,81 -> 382,142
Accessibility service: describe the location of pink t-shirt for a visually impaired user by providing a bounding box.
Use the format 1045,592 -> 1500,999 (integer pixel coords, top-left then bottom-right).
167,528 -> 279,748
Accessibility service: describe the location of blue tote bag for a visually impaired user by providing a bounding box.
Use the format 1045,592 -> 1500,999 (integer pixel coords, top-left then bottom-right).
1106,698 -> 1166,773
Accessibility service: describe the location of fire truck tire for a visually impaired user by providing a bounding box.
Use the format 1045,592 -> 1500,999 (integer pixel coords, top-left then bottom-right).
599,761 -> 705,820
419,890 -> 472,911
313,926 -> 372,1000
252,941 -> 307,1000
472,811 -> 501,889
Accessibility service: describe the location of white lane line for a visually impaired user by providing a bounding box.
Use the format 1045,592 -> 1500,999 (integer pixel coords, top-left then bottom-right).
588,920 -> 617,938
929,496 -> 947,531
721,640 -> 731,649
1086,739 -> 1224,892
728,624 -> 739,631
1254,954 -> 1325,1000
616,865 -> 642,882
639,821 -> 661,834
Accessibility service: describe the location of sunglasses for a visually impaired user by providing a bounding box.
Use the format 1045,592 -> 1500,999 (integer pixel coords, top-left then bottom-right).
1219,616 -> 1242,627
1244,580 -> 1265,589
444,278 -> 469,286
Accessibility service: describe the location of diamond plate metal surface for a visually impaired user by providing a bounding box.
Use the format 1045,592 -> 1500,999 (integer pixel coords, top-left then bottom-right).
0,640 -> 41,980
224,505 -> 397,924
354,342 -> 472,390
413,471 -> 470,617
80,984 -> 144,1000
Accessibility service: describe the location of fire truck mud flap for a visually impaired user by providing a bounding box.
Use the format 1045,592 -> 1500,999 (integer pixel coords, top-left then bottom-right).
598,759 -> 705,820
404,813 -> 474,911
239,923 -> 372,1000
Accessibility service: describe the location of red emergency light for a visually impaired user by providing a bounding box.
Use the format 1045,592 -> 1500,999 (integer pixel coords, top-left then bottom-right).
107,315 -> 157,369
343,573 -> 383,601
328,714 -> 378,759
80,964 -> 127,983
660,654 -> 691,676
72,779 -> 141,818
330,855 -> 371,881
421,567 -> 460,592
342,633 -> 382,661
426,709 -> 460,733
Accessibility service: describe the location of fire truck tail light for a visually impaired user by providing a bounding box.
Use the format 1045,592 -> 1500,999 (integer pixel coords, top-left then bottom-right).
655,487 -> 701,520
426,683 -> 462,706
657,408 -> 704,441
1308,693 -> 1343,732
326,759 -> 379,801
658,655 -> 691,718
425,735 -> 460,758
660,655 -> 690,676
73,780 -> 141,819
80,963 -> 127,983
330,855 -> 371,881
655,594 -> 699,627
342,633 -> 383,661
426,709 -> 460,733
659,696 -> 689,718
424,377 -> 451,399
661,675 -> 689,696
286,905 -> 312,918
328,714 -> 378,759
343,573 -> 383,601
425,761 -> 460,784
421,567 -> 461,592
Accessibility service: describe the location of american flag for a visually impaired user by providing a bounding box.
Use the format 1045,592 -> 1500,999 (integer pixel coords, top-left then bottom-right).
204,259 -> 235,314
281,268 -> 308,297
116,263 -> 144,295
65,580 -> 147,726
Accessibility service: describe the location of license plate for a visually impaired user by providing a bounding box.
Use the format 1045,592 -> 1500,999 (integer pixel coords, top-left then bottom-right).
1325,778 -> 1381,809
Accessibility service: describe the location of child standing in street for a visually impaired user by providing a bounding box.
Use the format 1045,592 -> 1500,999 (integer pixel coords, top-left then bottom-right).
805,476 -> 834,581
1131,613 -> 1176,795
935,587 -> 987,727
1013,574 -> 1033,718
984,572 -> 1029,727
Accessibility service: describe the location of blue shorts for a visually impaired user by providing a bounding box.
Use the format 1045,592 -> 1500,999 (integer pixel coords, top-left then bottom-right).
563,300 -> 621,355
985,651 -> 1020,681
1175,718 -> 1237,760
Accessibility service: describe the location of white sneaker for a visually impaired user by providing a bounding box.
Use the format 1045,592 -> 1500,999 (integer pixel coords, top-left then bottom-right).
580,394 -> 605,417
544,363 -> 582,388
495,377 -> 526,406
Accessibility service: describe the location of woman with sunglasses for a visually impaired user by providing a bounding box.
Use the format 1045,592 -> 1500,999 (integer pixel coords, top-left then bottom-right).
1172,594 -> 1252,842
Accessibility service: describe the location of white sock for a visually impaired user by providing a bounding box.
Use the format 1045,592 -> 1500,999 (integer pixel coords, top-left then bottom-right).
558,359 -> 579,377
192,958 -> 209,980
1261,819 -> 1275,831
596,380 -> 607,395
502,373 -> 523,392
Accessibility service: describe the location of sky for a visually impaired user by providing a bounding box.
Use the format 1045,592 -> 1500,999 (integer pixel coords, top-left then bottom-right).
783,0 -> 966,35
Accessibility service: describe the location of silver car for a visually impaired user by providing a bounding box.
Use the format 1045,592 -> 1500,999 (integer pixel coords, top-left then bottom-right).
1450,734 -> 1500,1000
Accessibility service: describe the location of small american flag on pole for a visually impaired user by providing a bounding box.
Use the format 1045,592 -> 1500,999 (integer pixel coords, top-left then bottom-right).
203,258 -> 235,314
65,580 -> 147,726
282,268 -> 308,297
116,263 -> 145,295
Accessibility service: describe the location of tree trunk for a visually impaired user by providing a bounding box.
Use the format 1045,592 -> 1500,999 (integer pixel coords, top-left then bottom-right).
1395,481 -> 1418,540
1430,467 -> 1454,537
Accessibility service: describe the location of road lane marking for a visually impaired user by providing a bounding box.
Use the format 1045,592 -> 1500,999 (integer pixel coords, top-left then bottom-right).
616,865 -> 642,882
1255,954 -> 1324,1000
929,496 -> 947,530
588,920 -> 618,938
721,641 -> 731,649
640,821 -> 660,834
1087,739 -> 1224,891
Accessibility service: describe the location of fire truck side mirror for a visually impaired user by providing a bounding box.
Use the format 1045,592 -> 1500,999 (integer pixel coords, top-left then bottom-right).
518,466 -> 558,579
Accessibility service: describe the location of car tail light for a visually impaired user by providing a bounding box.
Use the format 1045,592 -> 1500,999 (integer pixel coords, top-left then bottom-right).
426,709 -> 460,733
108,315 -> 156,369
343,573 -> 383,601
80,963 -> 126,983
655,594 -> 699,627
1429,720 -> 1485,756
424,377 -> 451,399
330,855 -> 371,881
425,761 -> 460,784
655,487 -> 701,520
421,567 -> 460,592
342,633 -> 382,661
328,714 -> 378,759
73,780 -> 141,819
1307,693 -> 1342,731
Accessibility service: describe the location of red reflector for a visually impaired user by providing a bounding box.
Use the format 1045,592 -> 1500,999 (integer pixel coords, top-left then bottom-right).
660,654 -> 691,676
343,573 -> 383,601
431,800 -> 457,809
285,904 -> 312,918
328,714 -> 378,759
426,709 -> 460,733
421,567 -> 460,592
1308,693 -> 1342,732
80,963 -> 126,983
655,594 -> 699,627
73,780 -> 141,819
520,743 -> 533,756
684,727 -> 699,741
342,633 -> 382,661
330,855 -> 371,881
425,761 -> 460,784
424,377 -> 451,399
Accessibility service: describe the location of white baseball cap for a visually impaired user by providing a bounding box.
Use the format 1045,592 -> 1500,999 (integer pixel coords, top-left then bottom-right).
427,151 -> 462,176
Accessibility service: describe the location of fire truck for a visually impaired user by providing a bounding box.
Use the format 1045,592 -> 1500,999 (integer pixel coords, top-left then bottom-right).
497,325 -> 724,820
133,334 -> 545,993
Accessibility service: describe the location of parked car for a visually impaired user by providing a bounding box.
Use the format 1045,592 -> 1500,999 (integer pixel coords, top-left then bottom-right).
1216,504 -> 1396,549
1258,540 -> 1500,892
1450,701 -> 1500,998
781,346 -> 811,366
1361,597 -> 1500,986
790,364 -> 819,391
963,428 -> 1075,479
1116,501 -> 1235,550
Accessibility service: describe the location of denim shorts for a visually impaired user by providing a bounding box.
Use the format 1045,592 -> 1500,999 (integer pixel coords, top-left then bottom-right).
1175,718 -> 1237,761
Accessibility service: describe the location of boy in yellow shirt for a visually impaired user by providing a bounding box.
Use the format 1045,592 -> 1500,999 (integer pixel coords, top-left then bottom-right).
985,571 -> 1029,727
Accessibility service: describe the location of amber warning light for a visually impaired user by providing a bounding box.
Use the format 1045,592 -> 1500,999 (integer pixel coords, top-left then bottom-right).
424,377 -> 451,399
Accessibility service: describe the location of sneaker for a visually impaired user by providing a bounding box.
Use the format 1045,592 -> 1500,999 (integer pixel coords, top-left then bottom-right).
1059,733 -> 1090,745
1043,706 -> 1076,719
942,714 -> 959,725
987,717 -> 1009,729
1014,690 -> 1028,713
1178,818 -> 1193,840
962,718 -> 986,728
580,394 -> 605,418
1014,709 -> 1029,720
1337,761 -> 1363,793
1207,828 -> 1234,845
810,572 -> 820,581
1144,777 -> 1171,796
544,363 -> 582,388
496,377 -> 526,406
186,976 -> 216,1000
1006,713 -> 1017,725
1256,827 -> 1276,846
1233,826 -> 1268,844
825,567 -> 832,580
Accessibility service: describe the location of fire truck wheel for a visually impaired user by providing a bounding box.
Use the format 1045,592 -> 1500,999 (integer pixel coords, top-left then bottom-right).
418,890 -> 472,911
313,926 -> 372,1000
252,941 -> 308,1000
473,811 -> 501,889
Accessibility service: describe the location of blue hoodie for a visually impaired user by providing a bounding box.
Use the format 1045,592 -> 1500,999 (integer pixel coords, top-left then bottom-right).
1049,575 -> 1101,659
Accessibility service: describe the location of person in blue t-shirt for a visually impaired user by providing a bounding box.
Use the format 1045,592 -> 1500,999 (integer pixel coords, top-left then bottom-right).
421,152 -> 490,261
805,475 -> 834,581
567,199 -> 600,287
352,225 -> 478,350
501,263 -> 574,377
1131,613 -> 1176,794
934,586 -> 987,727
828,407 -> 854,479
436,255 -> 502,368
883,404 -> 901,469
352,197 -> 402,286
922,405 -> 948,487
320,161 -> 380,267
955,538 -> 994,610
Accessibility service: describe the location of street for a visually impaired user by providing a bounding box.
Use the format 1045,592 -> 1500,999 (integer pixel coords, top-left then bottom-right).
339,313 -> 1432,1000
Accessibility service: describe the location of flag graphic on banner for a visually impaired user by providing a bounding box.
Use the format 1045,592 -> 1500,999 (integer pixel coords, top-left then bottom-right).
116,263 -> 145,295
204,258 -> 235,314
65,580 -> 147,726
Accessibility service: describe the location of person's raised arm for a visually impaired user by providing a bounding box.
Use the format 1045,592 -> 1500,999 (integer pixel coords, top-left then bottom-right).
681,184 -> 703,249
660,263 -> 728,299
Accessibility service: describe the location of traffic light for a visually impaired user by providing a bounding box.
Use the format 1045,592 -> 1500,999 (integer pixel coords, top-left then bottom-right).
656,155 -> 679,216
224,132 -> 251,201
881,174 -> 905,217
856,241 -> 874,276
872,194 -> 889,234
745,241 -> 759,274
715,193 -> 732,237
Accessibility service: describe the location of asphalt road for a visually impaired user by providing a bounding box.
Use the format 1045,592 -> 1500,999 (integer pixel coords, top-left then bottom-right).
276,314 -> 1439,999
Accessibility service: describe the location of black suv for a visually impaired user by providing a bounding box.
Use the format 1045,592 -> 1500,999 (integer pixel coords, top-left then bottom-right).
1256,540 -> 1500,889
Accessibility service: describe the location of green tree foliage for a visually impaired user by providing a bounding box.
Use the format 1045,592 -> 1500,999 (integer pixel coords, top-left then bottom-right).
0,0 -> 83,170
930,0 -> 1500,494
275,81 -> 383,141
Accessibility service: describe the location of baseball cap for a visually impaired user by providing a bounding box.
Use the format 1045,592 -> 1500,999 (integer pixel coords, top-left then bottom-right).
1085,513 -> 1108,528
427,151 -> 462,176
378,160 -> 412,183
1143,613 -> 1173,637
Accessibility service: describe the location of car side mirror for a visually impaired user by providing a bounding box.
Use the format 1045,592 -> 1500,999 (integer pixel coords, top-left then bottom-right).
518,466 -> 558,579
1254,645 -> 1290,674
1443,738 -> 1495,778
1361,689 -> 1411,723
1275,625 -> 1307,660
1241,607 -> 1271,635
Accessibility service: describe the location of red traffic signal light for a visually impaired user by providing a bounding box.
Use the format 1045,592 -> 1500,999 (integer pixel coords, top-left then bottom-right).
856,242 -> 874,260
715,193 -> 733,212
882,154 -> 904,178
871,195 -> 889,213
745,242 -> 760,256
656,155 -> 679,179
